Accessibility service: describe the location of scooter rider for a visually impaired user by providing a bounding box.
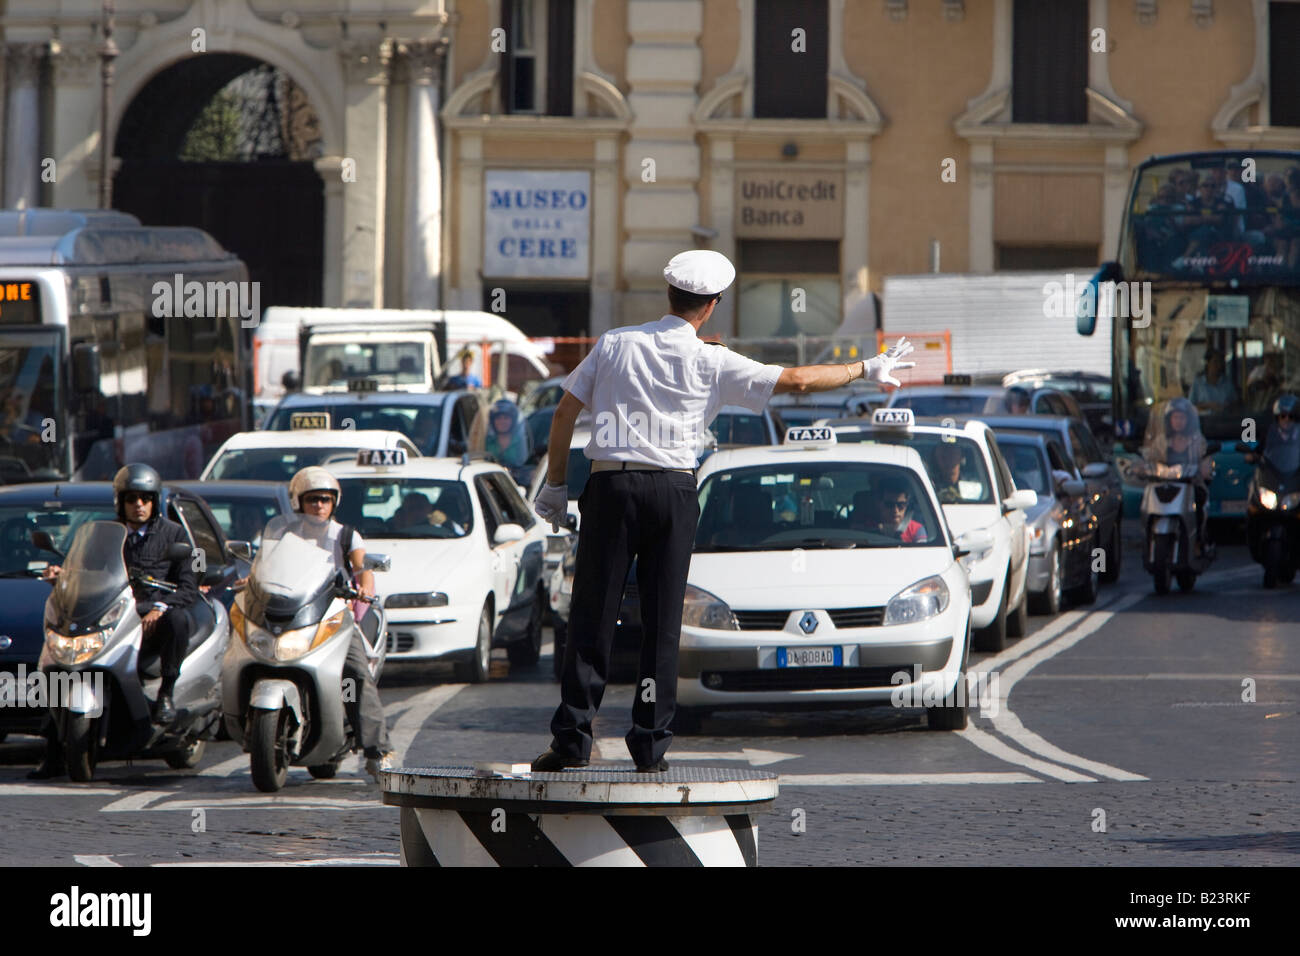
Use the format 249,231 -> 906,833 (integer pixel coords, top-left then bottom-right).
29,464 -> 200,777
1258,394 -> 1300,474
1144,397 -> 1213,548
284,466 -> 395,780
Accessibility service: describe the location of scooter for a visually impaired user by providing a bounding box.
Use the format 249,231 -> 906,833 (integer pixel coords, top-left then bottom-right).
1239,440 -> 1300,588
221,517 -> 390,792
35,521 -> 231,781
1134,442 -> 1220,594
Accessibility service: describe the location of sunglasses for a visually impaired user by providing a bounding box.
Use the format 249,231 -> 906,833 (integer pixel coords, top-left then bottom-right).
302,494 -> 334,505
1279,413 -> 1294,421
122,493 -> 152,504
887,499 -> 910,510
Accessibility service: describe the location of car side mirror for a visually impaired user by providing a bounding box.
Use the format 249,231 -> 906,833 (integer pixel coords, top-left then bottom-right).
226,540 -> 254,563
493,523 -> 526,545
954,528 -> 994,558
1003,489 -> 1037,512
1081,462 -> 1111,479
71,342 -> 102,395
31,530 -> 61,557
363,553 -> 391,573
1059,478 -> 1087,498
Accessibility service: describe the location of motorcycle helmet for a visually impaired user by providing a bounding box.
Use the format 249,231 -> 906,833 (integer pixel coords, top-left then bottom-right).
289,466 -> 341,514
112,464 -> 162,520
1005,385 -> 1031,413
1272,393 -> 1299,419
1163,396 -> 1196,433
489,399 -> 520,432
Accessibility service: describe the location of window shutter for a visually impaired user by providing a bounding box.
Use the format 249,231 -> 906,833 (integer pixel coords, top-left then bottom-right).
1012,0 -> 1088,124
1269,1 -> 1300,127
754,0 -> 828,119
547,0 -> 575,116
500,0 -> 516,113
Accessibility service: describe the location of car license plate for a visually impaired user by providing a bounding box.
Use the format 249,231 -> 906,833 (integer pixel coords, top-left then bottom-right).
777,646 -> 841,668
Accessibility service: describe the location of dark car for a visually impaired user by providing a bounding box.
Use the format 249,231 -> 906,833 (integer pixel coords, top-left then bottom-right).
1002,370 -> 1114,442
887,382 -> 1085,420
263,390 -> 487,458
0,482 -> 243,739
550,539 -> 641,683
170,481 -> 294,554
964,415 -> 1124,583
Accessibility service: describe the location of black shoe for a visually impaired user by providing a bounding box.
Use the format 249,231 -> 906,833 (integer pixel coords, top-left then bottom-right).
530,749 -> 589,772
27,753 -> 65,780
153,692 -> 177,726
633,758 -> 669,773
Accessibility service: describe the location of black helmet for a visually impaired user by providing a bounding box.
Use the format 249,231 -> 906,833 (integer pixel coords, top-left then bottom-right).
1006,385 -> 1031,410
1273,394 -> 1299,418
112,463 -> 162,519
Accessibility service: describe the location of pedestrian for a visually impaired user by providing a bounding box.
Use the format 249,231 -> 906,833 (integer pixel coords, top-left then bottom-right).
530,249 -> 914,772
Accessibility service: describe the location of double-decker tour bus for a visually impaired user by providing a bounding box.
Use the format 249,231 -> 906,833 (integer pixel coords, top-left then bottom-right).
1078,150 -> 1300,519
0,209 -> 251,484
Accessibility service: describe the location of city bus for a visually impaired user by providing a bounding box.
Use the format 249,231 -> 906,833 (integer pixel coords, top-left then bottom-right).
0,209 -> 251,484
1077,150 -> 1300,519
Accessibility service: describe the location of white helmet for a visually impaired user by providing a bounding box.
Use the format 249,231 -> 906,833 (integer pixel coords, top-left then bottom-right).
289,466 -> 341,512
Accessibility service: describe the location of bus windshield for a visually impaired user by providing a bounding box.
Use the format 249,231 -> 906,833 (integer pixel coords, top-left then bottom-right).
0,331 -> 65,482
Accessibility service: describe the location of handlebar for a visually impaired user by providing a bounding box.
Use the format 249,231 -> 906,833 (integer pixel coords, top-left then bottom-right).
132,574 -> 178,593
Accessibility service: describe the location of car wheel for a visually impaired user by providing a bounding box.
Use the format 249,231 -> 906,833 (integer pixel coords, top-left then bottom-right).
1029,546 -> 1063,616
164,736 -> 206,770
1068,541 -> 1100,605
454,603 -> 493,683
1006,571 -> 1029,637
506,587 -> 544,668
927,620 -> 970,731
1101,518 -> 1122,583
551,615 -> 568,681
972,575 -> 1009,652
64,713 -> 98,782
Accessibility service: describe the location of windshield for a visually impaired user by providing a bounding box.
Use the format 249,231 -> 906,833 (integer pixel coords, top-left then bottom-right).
835,432 -> 994,504
49,521 -> 129,624
268,403 -> 443,455
1124,153 -> 1300,282
998,441 -> 1050,494
1141,397 -> 1206,466
695,463 -> 944,551
889,391 -> 1006,416
710,412 -> 770,446
208,446 -> 368,482
304,341 -> 428,388
0,332 -> 65,482
1118,286 -> 1300,441
0,503 -> 117,576
247,514 -> 341,613
335,478 -> 473,539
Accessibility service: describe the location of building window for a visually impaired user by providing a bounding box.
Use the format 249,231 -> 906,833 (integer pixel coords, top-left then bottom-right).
754,0 -> 828,119
1011,0 -> 1088,124
501,0 -> 574,116
995,244 -> 1099,271
1269,2 -> 1300,127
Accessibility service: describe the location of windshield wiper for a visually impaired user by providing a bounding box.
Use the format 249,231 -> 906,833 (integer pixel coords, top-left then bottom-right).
0,570 -> 41,578
788,538 -> 859,549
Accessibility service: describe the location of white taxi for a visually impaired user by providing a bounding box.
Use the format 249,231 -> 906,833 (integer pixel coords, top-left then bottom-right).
324,449 -> 549,681
823,409 -> 1035,652
201,421 -> 420,482
678,426 -> 977,731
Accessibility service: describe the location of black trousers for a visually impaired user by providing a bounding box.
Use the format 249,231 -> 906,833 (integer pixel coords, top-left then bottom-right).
137,602 -> 197,684
549,469 -> 700,766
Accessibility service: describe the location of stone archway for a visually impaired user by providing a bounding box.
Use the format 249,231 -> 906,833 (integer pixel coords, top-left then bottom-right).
112,54 -> 325,307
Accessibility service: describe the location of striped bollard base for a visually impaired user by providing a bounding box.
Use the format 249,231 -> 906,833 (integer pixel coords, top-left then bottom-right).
381,766 -> 778,867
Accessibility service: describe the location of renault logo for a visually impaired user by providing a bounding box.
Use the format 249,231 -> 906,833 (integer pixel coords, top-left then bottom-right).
0,635 -> 11,650
798,612 -> 818,635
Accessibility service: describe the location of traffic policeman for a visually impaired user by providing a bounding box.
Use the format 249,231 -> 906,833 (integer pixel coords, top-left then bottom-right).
531,249 -> 914,772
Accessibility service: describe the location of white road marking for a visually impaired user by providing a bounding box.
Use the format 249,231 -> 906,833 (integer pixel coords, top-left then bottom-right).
389,683 -> 466,766
979,591 -> 1149,782
0,784 -> 124,797
156,854 -> 399,866
779,771 -> 1040,786
100,790 -> 172,812
593,738 -> 798,766
198,754 -> 250,777
107,794 -> 386,812
957,724 -> 1095,783
74,855 -> 121,866
1027,673 -> 1300,681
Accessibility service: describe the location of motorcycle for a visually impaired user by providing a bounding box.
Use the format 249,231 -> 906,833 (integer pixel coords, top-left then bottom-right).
1239,440 -> 1300,588
35,521 -> 231,781
221,515 -> 390,793
1133,441 -> 1220,594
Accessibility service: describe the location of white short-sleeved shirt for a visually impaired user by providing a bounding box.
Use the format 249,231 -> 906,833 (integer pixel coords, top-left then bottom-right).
562,315 -> 783,469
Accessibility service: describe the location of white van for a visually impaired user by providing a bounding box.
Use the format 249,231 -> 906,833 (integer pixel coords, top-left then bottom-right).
253,307 -> 551,415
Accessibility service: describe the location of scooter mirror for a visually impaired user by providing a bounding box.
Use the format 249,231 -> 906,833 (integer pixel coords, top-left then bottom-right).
31,530 -> 60,556
167,542 -> 195,562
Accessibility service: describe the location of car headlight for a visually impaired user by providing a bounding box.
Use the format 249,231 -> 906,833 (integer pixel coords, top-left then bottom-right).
45,628 -> 107,666
244,609 -> 347,662
883,575 -> 950,626
681,585 -> 740,630
1028,524 -> 1047,555
384,592 -> 449,609
1283,492 -> 1300,511
1259,487 -> 1278,510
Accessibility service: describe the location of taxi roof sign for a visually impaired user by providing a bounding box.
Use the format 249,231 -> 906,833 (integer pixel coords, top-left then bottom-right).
784,425 -> 836,446
871,407 -> 914,428
290,411 -> 331,430
347,378 -> 380,393
356,448 -> 408,467
943,373 -> 973,386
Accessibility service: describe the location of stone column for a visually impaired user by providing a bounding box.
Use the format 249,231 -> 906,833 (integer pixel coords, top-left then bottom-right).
314,156 -> 347,307
4,42 -> 45,209
339,38 -> 392,308
48,40 -> 101,209
968,141 -> 995,273
399,39 -> 447,310
621,1 -> 704,327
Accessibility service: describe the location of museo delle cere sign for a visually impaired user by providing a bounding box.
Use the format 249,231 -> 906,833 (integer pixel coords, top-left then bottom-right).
484,170 -> 591,279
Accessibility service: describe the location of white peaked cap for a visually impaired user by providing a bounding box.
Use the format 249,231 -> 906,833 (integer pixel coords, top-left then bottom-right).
663,249 -> 736,296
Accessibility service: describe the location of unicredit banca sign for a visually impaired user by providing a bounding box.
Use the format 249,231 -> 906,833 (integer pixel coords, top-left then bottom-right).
484,170 -> 591,279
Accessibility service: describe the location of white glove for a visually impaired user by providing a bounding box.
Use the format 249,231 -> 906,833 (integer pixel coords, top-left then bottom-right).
534,482 -> 569,532
862,337 -> 917,387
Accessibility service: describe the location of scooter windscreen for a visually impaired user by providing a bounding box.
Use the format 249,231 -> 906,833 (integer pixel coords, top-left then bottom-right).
1141,397 -> 1207,475
48,521 -> 130,629
243,514 -> 346,631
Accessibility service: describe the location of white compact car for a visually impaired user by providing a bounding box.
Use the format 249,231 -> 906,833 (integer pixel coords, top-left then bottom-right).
823,409 -> 1035,652
677,426 -> 977,731
325,449 -> 549,680
201,424 -> 420,482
